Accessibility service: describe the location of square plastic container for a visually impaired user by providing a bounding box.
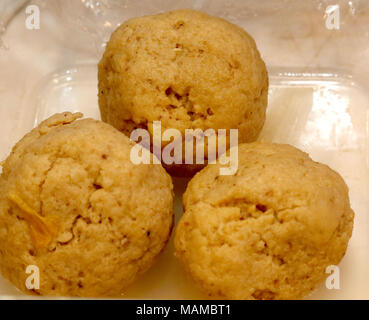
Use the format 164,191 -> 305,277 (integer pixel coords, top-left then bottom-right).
0,0 -> 368,299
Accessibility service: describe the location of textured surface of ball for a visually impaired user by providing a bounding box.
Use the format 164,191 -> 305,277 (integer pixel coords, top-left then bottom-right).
98,9 -> 268,175
0,112 -> 173,297
175,142 -> 354,299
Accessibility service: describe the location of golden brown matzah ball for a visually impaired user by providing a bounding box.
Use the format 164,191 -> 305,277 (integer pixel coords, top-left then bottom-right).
98,9 -> 268,176
175,142 -> 354,300
0,112 -> 173,297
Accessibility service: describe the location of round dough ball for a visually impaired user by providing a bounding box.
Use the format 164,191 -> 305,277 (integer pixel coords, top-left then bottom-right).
0,112 -> 173,297
98,9 -> 268,176
175,142 -> 354,300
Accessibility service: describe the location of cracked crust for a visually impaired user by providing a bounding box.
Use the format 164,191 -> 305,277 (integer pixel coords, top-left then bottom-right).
174,142 -> 354,300
0,112 -> 174,297
98,9 -> 268,176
